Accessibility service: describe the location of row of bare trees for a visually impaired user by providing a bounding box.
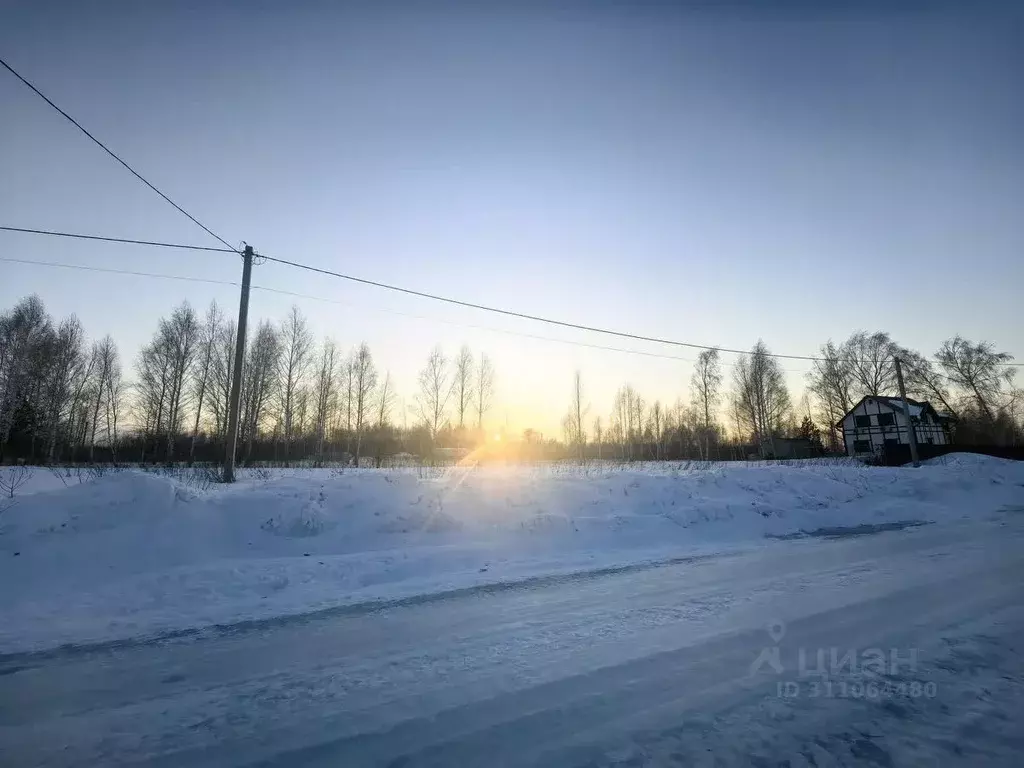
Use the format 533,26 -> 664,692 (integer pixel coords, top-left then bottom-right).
0,296 -> 124,463
131,302 -> 407,465
415,345 -> 495,453
560,349 -> 730,462
560,332 -> 1020,461
4,291 -> 1019,465
807,331 -> 1021,449
2,294 -> 504,466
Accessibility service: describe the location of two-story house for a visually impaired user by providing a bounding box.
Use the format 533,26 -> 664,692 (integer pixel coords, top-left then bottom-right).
837,396 -> 954,456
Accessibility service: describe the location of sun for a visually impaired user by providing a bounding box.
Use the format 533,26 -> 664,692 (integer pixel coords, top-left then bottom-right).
493,433 -> 502,442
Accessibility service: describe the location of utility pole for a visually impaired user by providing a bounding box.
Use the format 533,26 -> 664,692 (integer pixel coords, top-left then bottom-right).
894,356 -> 919,467
223,245 -> 254,482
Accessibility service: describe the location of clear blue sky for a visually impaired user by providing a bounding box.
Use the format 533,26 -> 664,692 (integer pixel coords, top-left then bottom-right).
2,2 -> 1022,434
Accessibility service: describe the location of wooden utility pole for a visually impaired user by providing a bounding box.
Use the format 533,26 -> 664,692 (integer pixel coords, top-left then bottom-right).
223,245 -> 254,482
894,356 -> 919,467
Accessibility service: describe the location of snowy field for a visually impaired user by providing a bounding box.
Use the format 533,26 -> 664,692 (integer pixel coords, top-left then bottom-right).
1,454 -> 1022,654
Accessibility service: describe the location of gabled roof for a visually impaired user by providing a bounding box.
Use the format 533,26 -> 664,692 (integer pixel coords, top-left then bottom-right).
874,396 -> 924,418
835,395 -> 952,428
883,397 -> 956,422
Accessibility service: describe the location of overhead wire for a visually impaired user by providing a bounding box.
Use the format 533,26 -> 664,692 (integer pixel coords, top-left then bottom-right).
248,283 -> 815,372
0,57 -> 237,252
1,225 -> 1020,368
0,224 -> 826,364
256,252 -> 824,361
0,256 -> 239,288
0,225 -> 237,253
4,255 -> 811,370
256,252 -> 1024,367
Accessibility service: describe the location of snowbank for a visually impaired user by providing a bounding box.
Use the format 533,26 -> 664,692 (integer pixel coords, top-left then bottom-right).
1,455 -> 1022,653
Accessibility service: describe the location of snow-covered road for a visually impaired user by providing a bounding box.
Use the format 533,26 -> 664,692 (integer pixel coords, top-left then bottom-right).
2,514 -> 1022,767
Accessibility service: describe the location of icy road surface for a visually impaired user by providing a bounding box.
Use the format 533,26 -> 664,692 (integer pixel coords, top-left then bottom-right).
1,515 -> 1022,767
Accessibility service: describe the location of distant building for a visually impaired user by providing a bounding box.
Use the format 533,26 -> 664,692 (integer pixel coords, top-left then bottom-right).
760,437 -> 817,460
837,396 -> 955,456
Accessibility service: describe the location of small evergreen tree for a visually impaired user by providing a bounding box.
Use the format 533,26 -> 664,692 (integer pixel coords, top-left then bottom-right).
798,415 -> 825,456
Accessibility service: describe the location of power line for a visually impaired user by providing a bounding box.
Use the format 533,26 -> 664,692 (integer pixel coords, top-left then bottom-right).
4,255 -> 789,369
249,284 -> 811,370
0,57 -> 236,252
4,224 -> 1020,368
0,225 -> 237,253
0,224 -> 824,364
257,252 -> 1024,367
257,253 -> 825,361
9,253 -> 1018,402
0,256 -> 239,288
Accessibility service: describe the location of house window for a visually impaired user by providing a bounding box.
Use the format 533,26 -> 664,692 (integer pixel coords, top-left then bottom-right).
877,413 -> 894,427
853,440 -> 872,453
854,415 -> 871,428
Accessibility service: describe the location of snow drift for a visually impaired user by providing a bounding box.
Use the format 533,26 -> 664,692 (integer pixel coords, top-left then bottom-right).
1,455 -> 1022,653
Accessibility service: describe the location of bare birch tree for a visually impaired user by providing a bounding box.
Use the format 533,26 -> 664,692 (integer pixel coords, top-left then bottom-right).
351,343 -> 378,465
377,371 -> 397,428
733,340 -> 791,453
845,331 -> 901,397
936,336 -> 1016,423
417,346 -> 452,449
312,338 -> 338,462
563,370 -> 588,461
632,391 -> 646,459
188,301 -> 222,463
663,402 -> 678,457
807,340 -> 854,451
612,385 -> 638,460
240,320 -> 281,461
900,350 -> 957,417
648,400 -> 665,459
135,335 -> 171,461
341,351 -> 355,448
672,397 -> 688,455
0,296 -> 48,452
277,306 -> 313,461
43,315 -> 86,461
103,350 -> 124,463
88,336 -> 119,461
207,320 -> 236,439
474,353 -> 494,432
453,345 -> 474,430
67,335 -> 97,455
153,302 -> 200,460
690,348 -> 722,459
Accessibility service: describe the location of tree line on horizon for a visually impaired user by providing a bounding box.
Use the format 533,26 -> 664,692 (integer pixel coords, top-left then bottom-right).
0,293 -> 1021,466
0,295 -> 496,466
560,332 -> 1021,461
